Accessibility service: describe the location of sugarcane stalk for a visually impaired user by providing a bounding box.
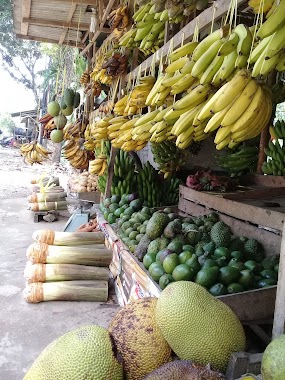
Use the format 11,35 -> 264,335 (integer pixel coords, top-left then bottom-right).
32,229 -> 105,245
24,262 -> 110,283
23,280 -> 108,303
26,242 -> 112,266
29,201 -> 67,212
28,192 -> 67,203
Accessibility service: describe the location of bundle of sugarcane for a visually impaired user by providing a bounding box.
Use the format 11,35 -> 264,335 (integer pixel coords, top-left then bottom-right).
23,229 -> 112,303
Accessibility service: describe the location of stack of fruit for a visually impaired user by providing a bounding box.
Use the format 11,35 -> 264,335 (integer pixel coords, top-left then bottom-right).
136,162 -> 162,207
20,142 -> 51,165
107,5 -> 129,30
139,210 -> 278,294
24,229 -> 111,303
68,171 -> 99,193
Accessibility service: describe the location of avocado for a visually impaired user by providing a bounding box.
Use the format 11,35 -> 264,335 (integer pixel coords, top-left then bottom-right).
195,266 -> 220,289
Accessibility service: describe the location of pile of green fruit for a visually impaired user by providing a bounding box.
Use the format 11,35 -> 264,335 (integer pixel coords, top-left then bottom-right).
99,193 -> 144,225
139,210 -> 278,294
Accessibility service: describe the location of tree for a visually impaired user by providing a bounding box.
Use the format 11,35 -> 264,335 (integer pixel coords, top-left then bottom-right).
0,113 -> 16,135
0,0 -> 42,107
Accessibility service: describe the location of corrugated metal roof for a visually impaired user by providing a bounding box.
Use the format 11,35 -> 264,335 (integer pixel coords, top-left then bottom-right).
13,0 -> 113,48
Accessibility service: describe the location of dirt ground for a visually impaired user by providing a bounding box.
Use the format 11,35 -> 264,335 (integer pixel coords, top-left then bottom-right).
0,146 -> 120,379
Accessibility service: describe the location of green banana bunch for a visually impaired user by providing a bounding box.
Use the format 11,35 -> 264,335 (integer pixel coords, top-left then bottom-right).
151,141 -> 189,176
97,173 -> 107,194
216,145 -> 259,177
161,177 -> 182,206
273,120 -> 285,139
262,139 -> 285,176
136,162 -> 162,207
112,149 -> 136,196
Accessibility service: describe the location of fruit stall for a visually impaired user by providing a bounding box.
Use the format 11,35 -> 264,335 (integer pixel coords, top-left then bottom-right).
12,0 -> 285,378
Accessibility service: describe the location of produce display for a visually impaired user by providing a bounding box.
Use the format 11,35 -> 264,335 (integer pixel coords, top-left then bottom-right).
68,171 -> 99,193
138,209 -> 279,294
24,229 -> 111,303
24,283 -> 246,379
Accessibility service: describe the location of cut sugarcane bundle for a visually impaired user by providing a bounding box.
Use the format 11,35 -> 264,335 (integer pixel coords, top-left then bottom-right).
28,192 -> 67,203
26,242 -> 112,266
23,280 -> 108,303
32,229 -> 105,246
28,201 -> 68,212
24,262 -> 110,283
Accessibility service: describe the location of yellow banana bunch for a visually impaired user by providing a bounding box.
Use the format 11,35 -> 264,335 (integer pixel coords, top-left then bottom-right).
196,70 -> 272,149
249,0 -> 275,14
123,76 -> 156,115
63,119 -> 86,140
62,139 -> 89,169
20,142 -> 51,165
114,95 -> 128,115
90,68 -> 113,85
89,155 -> 108,176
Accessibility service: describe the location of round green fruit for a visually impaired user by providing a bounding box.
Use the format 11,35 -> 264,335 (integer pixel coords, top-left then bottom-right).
50,129 -> 64,143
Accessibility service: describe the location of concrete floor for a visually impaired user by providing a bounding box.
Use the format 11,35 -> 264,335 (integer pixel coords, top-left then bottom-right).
0,197 -> 120,379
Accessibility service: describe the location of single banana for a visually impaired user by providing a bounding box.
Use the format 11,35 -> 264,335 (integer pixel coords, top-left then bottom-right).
204,99 -> 236,133
214,125 -> 232,145
212,69 -> 251,112
173,84 -> 210,110
257,0 -> 285,38
171,73 -> 196,94
200,55 -> 224,84
218,33 -> 239,56
192,28 -> 224,62
216,135 -> 231,150
213,50 -> 238,83
249,34 -> 273,63
235,24 -> 253,56
260,51 -> 281,76
165,56 -> 189,74
230,86 -> 265,133
235,54 -> 249,69
169,41 -> 199,61
191,39 -> 224,77
221,79 -> 258,126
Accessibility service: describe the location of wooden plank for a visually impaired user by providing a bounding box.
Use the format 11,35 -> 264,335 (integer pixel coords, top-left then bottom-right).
226,352 -> 263,380
223,187 -> 285,201
272,221 -> 285,339
21,0 -> 32,35
16,34 -> 84,48
178,198 -> 281,256
22,17 -> 90,31
127,0 -> 247,80
179,185 -> 285,231
240,174 -> 285,188
59,3 -> 77,45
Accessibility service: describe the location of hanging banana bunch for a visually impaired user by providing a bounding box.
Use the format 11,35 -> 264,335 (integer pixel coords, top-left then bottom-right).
89,154 -> 108,176
107,5 -> 129,30
248,0 -> 276,14
63,119 -> 86,140
20,142 -> 51,165
62,140 -> 89,170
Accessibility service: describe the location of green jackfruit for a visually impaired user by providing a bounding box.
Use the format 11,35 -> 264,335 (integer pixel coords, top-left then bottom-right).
47,101 -> 60,117
155,281 -> 246,372
23,325 -> 123,380
262,334 -> 285,380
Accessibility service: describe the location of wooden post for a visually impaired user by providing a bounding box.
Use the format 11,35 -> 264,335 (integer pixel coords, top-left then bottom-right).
104,146 -> 118,198
272,221 -> 285,339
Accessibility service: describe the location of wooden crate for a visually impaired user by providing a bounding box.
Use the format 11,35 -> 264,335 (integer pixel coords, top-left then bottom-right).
179,185 -> 285,337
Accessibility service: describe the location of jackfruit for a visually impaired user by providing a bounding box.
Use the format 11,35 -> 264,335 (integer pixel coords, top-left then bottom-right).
155,281 -> 246,372
61,105 -> 74,116
23,325 -> 123,380
47,100 -> 60,117
108,297 -> 172,380
210,221 -> 232,247
244,238 -> 265,262
261,334 -> 285,380
143,360 -> 225,380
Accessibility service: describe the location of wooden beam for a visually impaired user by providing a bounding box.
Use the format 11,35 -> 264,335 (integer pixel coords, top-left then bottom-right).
127,0 -> 248,79
16,34 -> 84,48
21,0 -> 32,35
22,17 -> 90,31
59,3 -> 77,45
79,0 -> 116,54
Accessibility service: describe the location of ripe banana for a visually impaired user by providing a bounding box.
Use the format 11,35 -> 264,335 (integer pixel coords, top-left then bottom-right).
257,0 -> 285,38
173,84 -> 210,110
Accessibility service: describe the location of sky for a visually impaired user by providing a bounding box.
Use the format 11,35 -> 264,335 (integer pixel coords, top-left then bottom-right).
0,67 -> 36,114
